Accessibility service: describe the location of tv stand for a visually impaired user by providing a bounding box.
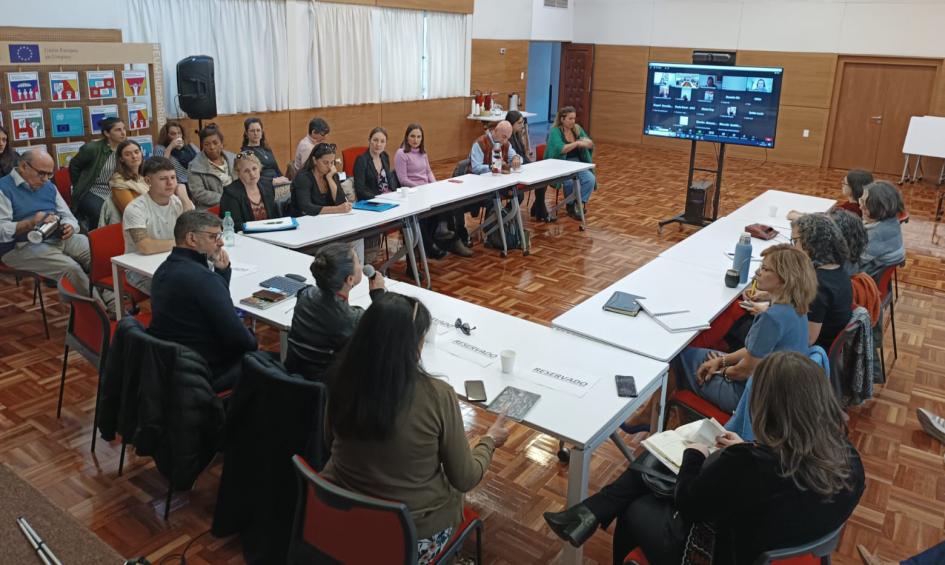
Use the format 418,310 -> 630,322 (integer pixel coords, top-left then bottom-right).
658,140 -> 726,233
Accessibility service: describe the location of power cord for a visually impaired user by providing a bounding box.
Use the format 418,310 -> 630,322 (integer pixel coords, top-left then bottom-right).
157,528 -> 212,565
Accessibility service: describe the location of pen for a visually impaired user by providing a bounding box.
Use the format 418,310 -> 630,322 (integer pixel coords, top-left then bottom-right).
653,309 -> 690,317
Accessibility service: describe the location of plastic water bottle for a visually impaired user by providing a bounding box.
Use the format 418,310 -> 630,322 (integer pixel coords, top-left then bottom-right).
732,232 -> 753,285
222,211 -> 236,247
491,143 -> 502,175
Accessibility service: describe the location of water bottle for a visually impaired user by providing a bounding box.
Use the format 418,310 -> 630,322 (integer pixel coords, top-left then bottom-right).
732,232 -> 753,285
222,211 -> 236,247
491,143 -> 502,175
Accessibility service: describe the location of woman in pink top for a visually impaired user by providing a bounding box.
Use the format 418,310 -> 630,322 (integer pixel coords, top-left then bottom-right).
394,124 -> 472,260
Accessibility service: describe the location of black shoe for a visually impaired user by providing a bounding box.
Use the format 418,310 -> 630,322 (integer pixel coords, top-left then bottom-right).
425,245 -> 447,260
433,222 -> 455,240
543,504 -> 599,548
566,203 -> 585,221
531,202 -> 555,223
450,239 -> 473,257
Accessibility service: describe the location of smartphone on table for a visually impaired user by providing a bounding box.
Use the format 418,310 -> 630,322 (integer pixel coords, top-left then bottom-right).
615,375 -> 638,398
464,380 -> 487,402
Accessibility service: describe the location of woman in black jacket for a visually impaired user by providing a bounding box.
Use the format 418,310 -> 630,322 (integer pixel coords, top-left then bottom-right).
0,125 -> 18,176
544,351 -> 865,565
290,142 -> 351,216
241,117 -> 290,186
285,242 -> 386,381
353,127 -> 398,201
507,110 -> 552,222
220,152 -> 278,230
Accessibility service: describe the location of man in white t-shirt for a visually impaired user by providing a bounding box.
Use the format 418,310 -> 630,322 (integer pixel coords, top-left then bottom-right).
291,117 -> 330,174
123,156 -> 195,293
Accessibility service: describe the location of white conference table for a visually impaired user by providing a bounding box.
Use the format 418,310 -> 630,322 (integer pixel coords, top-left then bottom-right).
110,233 -> 374,353
355,281 -> 668,565
725,189 -> 835,224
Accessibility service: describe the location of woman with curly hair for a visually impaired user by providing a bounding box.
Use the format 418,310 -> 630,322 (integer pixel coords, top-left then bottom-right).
829,208 -> 868,275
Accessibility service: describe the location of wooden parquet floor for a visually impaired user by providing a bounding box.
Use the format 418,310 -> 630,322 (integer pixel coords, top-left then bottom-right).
1,142 -> 944,564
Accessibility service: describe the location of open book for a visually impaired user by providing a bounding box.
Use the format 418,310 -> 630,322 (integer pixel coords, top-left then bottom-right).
641,418 -> 726,474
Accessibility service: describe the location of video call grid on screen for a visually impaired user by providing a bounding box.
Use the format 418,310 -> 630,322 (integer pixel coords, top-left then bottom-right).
644,62 -> 784,149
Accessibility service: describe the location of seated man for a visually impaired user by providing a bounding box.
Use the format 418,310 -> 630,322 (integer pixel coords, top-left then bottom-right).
0,150 -> 92,296
291,117 -> 330,175
469,120 -> 521,175
122,157 -> 195,294
148,210 -> 257,391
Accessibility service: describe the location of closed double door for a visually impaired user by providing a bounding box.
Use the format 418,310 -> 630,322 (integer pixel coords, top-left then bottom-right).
829,61 -> 938,175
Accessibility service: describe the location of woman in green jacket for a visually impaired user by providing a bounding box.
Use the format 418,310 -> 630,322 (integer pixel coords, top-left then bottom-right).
545,106 -> 596,219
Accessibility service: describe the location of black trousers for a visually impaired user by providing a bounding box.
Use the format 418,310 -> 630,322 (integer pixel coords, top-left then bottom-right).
76,192 -> 105,231
582,467 -> 690,565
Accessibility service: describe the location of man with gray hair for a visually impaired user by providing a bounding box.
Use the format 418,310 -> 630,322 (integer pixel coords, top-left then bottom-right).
0,149 -> 92,296
147,210 -> 258,391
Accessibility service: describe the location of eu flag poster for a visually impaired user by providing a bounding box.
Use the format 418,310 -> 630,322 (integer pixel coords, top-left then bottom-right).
9,44 -> 40,63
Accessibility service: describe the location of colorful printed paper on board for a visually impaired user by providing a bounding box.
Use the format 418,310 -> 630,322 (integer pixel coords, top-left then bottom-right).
10,109 -> 46,140
86,70 -> 117,100
49,71 -> 81,101
54,142 -> 84,168
127,103 -> 149,131
89,105 -> 119,134
14,145 -> 47,156
122,70 -> 149,98
7,71 -> 41,103
129,135 -> 154,158
50,107 -> 85,138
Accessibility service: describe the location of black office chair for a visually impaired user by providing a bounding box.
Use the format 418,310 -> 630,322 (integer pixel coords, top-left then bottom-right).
752,525 -> 845,565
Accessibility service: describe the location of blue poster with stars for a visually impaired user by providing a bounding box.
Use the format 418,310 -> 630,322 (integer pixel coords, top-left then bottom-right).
8,44 -> 40,64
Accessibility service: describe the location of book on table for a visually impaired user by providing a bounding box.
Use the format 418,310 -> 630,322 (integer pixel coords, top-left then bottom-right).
641,418 -> 726,474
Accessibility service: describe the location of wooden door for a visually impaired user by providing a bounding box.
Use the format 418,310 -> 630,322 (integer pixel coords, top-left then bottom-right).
558,43 -> 594,130
828,61 -> 938,174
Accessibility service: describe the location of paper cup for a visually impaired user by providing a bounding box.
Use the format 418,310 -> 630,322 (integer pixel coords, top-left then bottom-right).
425,328 -> 437,345
500,350 -> 516,374
768,205 -> 778,218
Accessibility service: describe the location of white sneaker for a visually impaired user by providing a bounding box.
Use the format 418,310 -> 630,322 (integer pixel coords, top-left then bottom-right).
917,408 -> 945,444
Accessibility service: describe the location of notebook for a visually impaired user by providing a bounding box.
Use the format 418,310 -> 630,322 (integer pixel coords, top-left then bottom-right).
242,216 -> 298,233
487,386 -> 541,421
641,418 -> 726,474
353,199 -> 399,212
602,291 -> 644,317
638,300 -> 711,333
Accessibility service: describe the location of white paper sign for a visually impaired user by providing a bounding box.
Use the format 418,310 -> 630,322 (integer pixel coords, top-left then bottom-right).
518,364 -> 603,398
441,338 -> 497,368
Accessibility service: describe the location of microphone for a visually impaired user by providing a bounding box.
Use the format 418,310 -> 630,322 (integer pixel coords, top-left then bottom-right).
363,264 -> 377,280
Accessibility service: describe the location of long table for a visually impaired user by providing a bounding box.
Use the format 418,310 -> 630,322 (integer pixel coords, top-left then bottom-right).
354,281 -> 668,565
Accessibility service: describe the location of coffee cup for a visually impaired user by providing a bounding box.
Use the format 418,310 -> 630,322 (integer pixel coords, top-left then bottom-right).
724,268 -> 740,288
500,350 -> 516,374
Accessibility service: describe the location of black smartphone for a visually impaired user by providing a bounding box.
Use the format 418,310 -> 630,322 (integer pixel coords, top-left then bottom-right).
464,380 -> 487,402
615,375 -> 638,398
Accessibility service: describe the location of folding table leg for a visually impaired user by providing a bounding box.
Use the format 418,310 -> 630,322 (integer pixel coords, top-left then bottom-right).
492,192 -> 508,257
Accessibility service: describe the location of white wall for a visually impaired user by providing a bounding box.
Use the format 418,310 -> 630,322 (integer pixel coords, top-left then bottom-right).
4,0 -> 130,35
473,0 -> 533,39
573,0 -> 945,58
530,0 -> 573,41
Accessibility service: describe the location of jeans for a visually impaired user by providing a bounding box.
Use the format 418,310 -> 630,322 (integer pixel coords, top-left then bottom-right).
673,347 -> 746,414
77,192 -> 105,230
562,167 -> 595,204
903,541 -> 945,565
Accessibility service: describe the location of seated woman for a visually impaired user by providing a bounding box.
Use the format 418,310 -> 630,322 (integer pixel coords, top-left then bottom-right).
675,245 -> 816,413
353,127 -> 397,201
155,120 -> 198,186
859,180 -> 906,279
284,242 -> 385,381
103,139 -> 148,224
544,351 -> 865,565
219,153 -> 278,230
290,142 -> 351,216
792,214 -> 853,350
788,169 -> 872,221
321,293 -> 509,564
395,123 -> 470,258
507,110 -> 553,222
241,117 -> 289,185
829,208 -> 869,276
187,124 -> 236,209
0,125 -> 18,176
545,105 -> 596,220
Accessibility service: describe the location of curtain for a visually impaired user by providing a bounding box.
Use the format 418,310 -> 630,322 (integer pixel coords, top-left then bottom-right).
374,8 -> 423,102
287,0 -> 321,110
426,12 -> 468,99
313,2 -> 377,106
127,0 -> 289,117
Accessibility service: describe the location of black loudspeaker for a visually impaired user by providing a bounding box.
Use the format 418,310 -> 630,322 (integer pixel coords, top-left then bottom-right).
692,51 -> 737,66
684,180 -> 716,223
177,56 -> 217,120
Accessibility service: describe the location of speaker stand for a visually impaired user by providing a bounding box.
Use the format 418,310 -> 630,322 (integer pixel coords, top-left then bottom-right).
658,140 -> 726,234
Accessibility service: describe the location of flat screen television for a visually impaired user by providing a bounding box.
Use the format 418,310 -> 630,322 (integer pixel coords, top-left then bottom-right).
643,62 -> 784,148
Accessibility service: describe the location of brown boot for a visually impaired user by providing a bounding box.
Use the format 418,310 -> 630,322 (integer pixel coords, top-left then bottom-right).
450,239 -> 473,257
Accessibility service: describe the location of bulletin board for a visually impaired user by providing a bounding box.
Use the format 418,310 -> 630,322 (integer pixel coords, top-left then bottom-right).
0,41 -> 165,168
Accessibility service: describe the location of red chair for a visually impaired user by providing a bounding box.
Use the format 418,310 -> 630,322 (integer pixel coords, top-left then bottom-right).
54,168 -> 72,208
342,146 -> 367,178
875,265 -> 898,373
207,204 -> 221,217
668,390 -> 732,426
88,223 -> 148,309
288,455 -> 483,564
535,143 -> 546,161
0,263 -> 50,339
56,276 -> 150,451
